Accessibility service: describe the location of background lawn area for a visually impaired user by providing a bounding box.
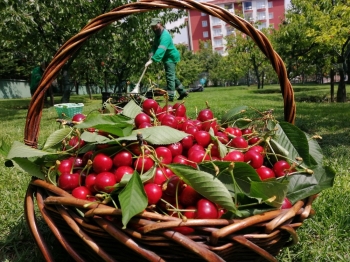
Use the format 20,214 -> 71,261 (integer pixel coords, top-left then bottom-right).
0,84 -> 349,261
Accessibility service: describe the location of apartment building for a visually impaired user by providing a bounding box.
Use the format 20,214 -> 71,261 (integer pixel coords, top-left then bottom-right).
186,0 -> 289,54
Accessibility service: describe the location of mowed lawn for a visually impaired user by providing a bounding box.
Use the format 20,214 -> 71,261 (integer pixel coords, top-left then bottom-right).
0,84 -> 349,261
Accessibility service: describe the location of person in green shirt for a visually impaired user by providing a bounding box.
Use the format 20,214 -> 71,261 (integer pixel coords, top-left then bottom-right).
30,62 -> 47,96
146,18 -> 188,102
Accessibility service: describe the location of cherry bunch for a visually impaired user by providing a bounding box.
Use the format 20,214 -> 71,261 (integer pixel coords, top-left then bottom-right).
54,99 -> 297,227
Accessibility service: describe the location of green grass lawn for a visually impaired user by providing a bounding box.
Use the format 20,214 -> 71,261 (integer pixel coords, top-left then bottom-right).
0,84 -> 349,261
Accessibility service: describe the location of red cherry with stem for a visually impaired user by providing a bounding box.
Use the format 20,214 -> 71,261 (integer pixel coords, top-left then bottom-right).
134,112 -> 151,128
183,206 -> 197,219
167,142 -> 183,157
163,176 -> 185,197
185,125 -> 199,136
195,199 -> 218,219
162,105 -> 174,115
72,186 -> 92,200
197,108 -> 214,122
248,136 -> 260,145
94,171 -> 116,193
113,150 -> 133,168
256,166 -> 276,180
113,165 -> 134,183
210,143 -> 221,158
225,127 -> 242,137
92,153 -> 113,173
201,119 -> 218,133
149,167 -> 169,186
175,116 -> 186,130
223,150 -> 245,162
68,136 -> 85,149
188,149 -> 209,164
82,150 -> 94,165
194,130 -> 211,147
230,136 -> 248,149
216,131 -> 229,144
249,145 -> 265,156
144,183 -> 162,205
142,99 -> 159,116
133,155 -> 154,173
273,160 -> 292,177
155,146 -> 173,164
241,128 -> 253,135
173,103 -> 187,117
179,185 -> 202,207
85,173 -> 97,194
72,113 -> 86,122
57,158 -> 73,174
58,172 -> 80,192
187,144 -> 205,157
244,150 -> 264,169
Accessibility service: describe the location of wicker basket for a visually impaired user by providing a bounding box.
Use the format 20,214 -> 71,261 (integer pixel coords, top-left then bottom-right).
54,103 -> 84,118
24,1 -> 314,261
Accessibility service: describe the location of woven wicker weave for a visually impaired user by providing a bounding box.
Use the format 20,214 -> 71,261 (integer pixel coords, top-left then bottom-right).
24,1 -> 313,261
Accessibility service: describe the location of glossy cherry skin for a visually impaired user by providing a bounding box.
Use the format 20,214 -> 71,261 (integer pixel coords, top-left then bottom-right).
92,153 -> 113,173
256,166 -> 276,180
195,199 -> 218,219
244,150 -> 264,169
144,183 -> 162,205
113,150 -> 133,168
223,150 -> 245,162
72,186 -> 92,200
94,171 -> 116,193
113,166 -> 134,183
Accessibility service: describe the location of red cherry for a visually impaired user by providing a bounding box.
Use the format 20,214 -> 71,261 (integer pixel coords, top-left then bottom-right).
133,155 -> 154,173
230,136 -> 248,149
144,183 -> 162,205
113,150 -> 133,168
194,130 -> 212,147
85,173 -> 97,194
281,197 -> 293,209
162,105 -> 174,115
196,199 -> 218,219
161,114 -> 178,129
163,176 -> 185,197
57,158 -> 73,174
149,167 -> 169,185
135,112 -> 151,128
249,145 -> 265,155
155,146 -> 173,164
216,131 -> 229,144
187,144 -> 205,156
72,186 -> 92,200
172,226 -> 195,235
92,153 -> 113,173
114,165 -> 134,183
72,113 -> 86,122
244,150 -> 264,169
188,149 -> 209,164
223,150 -> 245,162
181,136 -> 194,151
172,155 -> 190,165
68,136 -> 85,149
58,172 -> 80,192
273,160 -> 292,177
183,206 -> 197,219
142,99 -> 159,116
225,127 -> 242,137
173,103 -> 187,117
201,119 -> 218,133
248,136 -> 260,145
256,166 -> 276,180
197,109 -> 214,122
179,186 -> 202,207
95,171 -> 116,193
167,142 -> 183,157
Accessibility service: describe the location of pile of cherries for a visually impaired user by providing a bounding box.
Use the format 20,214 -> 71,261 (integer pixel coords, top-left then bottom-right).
55,98 -> 294,225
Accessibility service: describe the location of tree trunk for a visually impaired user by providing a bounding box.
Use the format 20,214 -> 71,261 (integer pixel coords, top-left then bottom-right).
336,68 -> 346,102
261,71 -> 265,89
330,68 -> 335,102
60,70 -> 71,103
86,73 -> 92,100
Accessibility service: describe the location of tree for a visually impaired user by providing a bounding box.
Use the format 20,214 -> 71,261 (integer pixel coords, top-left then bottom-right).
0,1 -> 185,100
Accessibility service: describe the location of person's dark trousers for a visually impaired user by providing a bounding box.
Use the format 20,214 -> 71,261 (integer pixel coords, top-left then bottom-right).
164,62 -> 186,100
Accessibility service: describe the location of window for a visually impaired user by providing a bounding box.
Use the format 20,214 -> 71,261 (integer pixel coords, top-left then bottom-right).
212,17 -> 221,26
244,2 -> 252,10
203,31 -> 209,38
214,39 -> 222,47
201,12 -> 207,16
269,12 -> 274,19
226,27 -> 234,35
257,1 -> 265,9
213,28 -> 222,36
245,14 -> 253,21
257,11 -> 266,20
268,1 -> 273,8
202,20 -> 208,27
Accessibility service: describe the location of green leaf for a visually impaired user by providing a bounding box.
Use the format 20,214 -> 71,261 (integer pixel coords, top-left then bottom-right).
0,138 -> 11,157
116,126 -> 188,145
80,131 -> 111,143
274,122 -> 312,166
250,179 -> 289,207
75,112 -> 134,137
43,128 -> 72,150
221,105 -> 248,124
304,133 -> 323,165
118,172 -> 148,228
7,141 -> 54,159
11,157 -> 45,180
122,99 -> 143,119
210,133 -> 228,158
167,163 -> 237,212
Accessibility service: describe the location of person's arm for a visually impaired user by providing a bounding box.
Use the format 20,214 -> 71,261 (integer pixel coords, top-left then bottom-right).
151,34 -> 171,63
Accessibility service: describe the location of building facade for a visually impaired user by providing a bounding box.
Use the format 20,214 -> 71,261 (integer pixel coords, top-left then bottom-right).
187,0 -> 288,54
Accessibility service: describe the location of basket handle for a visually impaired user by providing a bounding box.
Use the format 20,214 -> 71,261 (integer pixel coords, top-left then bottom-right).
24,0 -> 295,148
